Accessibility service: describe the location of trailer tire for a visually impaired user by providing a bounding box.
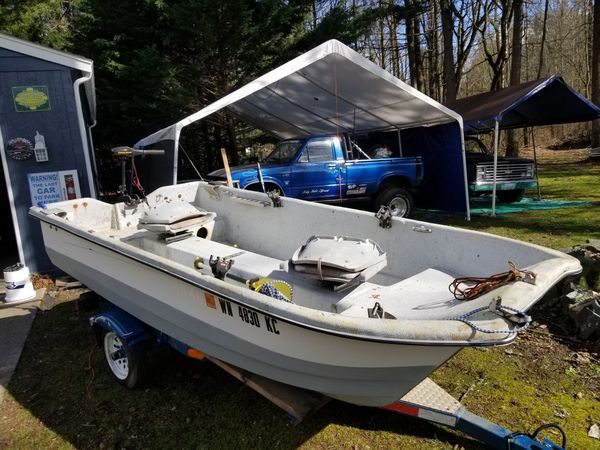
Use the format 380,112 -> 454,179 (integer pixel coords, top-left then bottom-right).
375,187 -> 413,218
101,330 -> 148,389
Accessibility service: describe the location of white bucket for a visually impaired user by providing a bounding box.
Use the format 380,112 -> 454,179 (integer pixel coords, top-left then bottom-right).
3,263 -> 36,303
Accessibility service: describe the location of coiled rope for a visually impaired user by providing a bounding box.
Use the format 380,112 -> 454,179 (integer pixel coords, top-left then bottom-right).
449,261 -> 536,301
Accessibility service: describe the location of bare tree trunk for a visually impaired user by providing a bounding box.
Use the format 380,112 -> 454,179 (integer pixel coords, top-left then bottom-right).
441,0 -> 457,102
406,0 -> 418,86
537,0 -> 549,79
506,0 -> 523,157
390,12 -> 400,77
426,0 -> 440,100
379,0 -> 386,70
481,0 -> 513,91
412,12 -> 423,91
592,0 -> 600,148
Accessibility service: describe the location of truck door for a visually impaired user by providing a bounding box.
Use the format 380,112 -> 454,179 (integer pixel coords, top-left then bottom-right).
291,138 -> 343,200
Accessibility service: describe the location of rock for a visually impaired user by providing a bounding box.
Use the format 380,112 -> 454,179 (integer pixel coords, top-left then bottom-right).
575,392 -> 584,399
589,423 -> 600,440
554,408 -> 569,419
586,239 -> 600,253
560,287 -> 600,339
572,352 -> 592,365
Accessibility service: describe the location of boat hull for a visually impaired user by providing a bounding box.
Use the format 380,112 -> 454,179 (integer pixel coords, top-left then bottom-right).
41,222 -> 460,406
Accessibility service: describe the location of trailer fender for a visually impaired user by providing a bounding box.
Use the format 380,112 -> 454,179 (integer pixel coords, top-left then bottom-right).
89,307 -> 154,347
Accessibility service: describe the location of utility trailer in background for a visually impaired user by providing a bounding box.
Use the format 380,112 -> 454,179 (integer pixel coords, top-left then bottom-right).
90,304 -> 567,450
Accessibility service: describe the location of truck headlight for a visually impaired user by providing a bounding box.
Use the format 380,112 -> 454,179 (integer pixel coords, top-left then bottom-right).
476,166 -> 486,181
526,165 -> 534,177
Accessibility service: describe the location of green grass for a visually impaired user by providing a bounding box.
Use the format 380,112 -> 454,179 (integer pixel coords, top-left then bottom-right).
414,161 -> 600,249
1,156 -> 599,449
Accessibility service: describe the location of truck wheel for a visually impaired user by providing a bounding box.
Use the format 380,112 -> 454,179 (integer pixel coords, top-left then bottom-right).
375,187 -> 413,218
102,330 -> 147,388
496,189 -> 524,203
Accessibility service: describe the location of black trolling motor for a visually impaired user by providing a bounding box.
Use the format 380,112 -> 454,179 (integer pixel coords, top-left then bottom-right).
111,146 -> 164,206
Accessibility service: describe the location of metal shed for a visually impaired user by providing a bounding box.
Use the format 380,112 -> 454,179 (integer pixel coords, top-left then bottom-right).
0,33 -> 97,273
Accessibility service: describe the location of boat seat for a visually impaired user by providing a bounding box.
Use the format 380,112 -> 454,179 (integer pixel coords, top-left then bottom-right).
139,202 -> 216,237
166,238 -> 287,284
291,235 -> 387,287
336,268 -> 456,319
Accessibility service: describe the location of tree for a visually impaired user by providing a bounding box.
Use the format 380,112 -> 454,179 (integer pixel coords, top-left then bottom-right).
505,0 -> 523,157
440,0 -> 456,102
536,0 -> 550,79
592,0 -> 600,148
0,0 -> 78,49
481,0 -> 514,91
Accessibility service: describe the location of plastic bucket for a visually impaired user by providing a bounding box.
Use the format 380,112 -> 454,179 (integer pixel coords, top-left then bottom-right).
3,263 -> 36,303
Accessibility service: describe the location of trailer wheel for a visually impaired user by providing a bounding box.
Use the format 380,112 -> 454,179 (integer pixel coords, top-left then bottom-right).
102,330 -> 147,388
375,187 -> 413,218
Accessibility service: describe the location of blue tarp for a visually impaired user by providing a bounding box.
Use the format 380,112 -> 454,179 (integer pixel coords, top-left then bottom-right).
401,122 -> 466,213
446,76 -> 600,133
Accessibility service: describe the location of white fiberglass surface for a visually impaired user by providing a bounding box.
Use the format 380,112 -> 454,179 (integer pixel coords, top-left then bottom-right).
45,182 -> 576,318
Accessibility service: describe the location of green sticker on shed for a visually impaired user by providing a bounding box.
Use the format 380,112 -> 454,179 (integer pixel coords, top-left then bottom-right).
12,86 -> 51,112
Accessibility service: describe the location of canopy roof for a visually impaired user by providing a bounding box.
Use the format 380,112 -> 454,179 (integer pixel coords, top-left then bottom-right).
445,76 -> 600,133
136,40 -> 460,147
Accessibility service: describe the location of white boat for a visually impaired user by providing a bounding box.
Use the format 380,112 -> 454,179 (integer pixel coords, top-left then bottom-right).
30,181 -> 580,406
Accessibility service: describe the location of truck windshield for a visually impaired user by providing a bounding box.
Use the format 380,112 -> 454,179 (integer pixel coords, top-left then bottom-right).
464,137 -> 488,155
264,140 -> 303,163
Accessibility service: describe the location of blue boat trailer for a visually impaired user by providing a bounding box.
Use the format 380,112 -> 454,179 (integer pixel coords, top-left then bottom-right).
90,305 -> 567,450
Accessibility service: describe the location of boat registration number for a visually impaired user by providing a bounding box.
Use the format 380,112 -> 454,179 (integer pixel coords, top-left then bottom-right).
214,296 -> 280,335
238,305 -> 280,335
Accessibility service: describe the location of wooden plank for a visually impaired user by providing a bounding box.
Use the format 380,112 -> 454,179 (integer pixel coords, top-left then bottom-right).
220,147 -> 233,188
209,356 -> 329,423
55,276 -> 82,289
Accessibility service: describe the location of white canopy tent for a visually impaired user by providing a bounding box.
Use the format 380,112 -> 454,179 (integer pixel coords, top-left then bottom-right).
136,39 -> 470,218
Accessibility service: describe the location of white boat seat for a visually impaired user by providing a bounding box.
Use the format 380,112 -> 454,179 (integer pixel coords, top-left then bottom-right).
291,235 -> 387,285
336,268 -> 456,319
138,202 -> 216,236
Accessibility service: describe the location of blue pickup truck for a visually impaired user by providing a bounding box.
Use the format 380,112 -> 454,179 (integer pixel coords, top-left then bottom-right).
209,135 -> 423,217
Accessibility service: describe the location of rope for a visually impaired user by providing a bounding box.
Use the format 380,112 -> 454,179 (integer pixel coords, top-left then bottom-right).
179,144 -> 204,181
85,343 -> 98,400
258,281 -> 293,303
449,261 -> 536,301
452,299 -> 531,334
130,159 -> 145,195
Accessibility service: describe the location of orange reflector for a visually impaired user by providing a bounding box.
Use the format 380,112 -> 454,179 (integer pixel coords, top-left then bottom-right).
187,348 -> 206,360
382,402 -> 419,416
205,293 -> 216,309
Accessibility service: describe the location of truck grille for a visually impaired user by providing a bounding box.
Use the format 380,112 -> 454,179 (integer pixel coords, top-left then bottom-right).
480,163 -> 534,182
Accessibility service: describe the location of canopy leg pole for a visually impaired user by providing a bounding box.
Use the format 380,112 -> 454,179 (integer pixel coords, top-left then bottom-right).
531,127 -> 542,201
492,121 -> 499,216
397,129 -> 403,156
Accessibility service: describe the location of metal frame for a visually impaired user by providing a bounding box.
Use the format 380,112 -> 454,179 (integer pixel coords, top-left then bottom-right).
91,305 -> 565,449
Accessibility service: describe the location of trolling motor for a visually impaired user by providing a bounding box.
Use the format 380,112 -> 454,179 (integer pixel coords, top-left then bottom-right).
111,146 -> 164,206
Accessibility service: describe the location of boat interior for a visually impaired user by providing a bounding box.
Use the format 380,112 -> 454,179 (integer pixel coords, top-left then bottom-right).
44,182 -> 571,322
